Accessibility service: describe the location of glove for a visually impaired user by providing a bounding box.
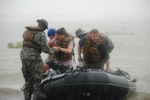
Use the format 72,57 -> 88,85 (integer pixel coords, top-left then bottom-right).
52,47 -> 60,53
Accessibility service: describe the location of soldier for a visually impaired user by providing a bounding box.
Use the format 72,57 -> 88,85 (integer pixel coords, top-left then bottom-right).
20,18 -> 54,100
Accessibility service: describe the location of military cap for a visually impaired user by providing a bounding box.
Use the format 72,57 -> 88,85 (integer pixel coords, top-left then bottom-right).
37,18 -> 48,29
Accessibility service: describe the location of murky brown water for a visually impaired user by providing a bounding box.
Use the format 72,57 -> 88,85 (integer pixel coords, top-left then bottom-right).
0,34 -> 150,100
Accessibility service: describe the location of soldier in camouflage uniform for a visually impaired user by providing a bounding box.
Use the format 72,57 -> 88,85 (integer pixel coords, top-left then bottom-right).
20,19 -> 54,100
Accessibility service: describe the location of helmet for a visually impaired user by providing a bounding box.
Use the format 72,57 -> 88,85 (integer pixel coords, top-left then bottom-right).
75,28 -> 85,37
37,18 -> 48,29
47,28 -> 56,36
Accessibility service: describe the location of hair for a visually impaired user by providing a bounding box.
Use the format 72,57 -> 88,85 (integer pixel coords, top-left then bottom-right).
56,27 -> 67,35
90,29 -> 99,34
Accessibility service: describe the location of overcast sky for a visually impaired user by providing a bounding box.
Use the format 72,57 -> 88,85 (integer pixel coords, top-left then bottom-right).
1,0 -> 149,21
0,0 -> 150,45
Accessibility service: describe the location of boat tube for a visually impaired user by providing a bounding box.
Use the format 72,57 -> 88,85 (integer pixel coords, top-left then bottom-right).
41,68 -> 136,100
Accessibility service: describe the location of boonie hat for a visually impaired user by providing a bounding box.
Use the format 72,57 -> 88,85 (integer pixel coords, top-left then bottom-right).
37,18 -> 48,29
75,28 -> 85,37
47,28 -> 56,36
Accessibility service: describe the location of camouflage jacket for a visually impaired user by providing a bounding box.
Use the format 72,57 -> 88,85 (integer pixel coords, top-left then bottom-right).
20,26 -> 54,60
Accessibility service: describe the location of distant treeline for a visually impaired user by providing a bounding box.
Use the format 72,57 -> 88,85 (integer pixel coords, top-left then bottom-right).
8,42 -> 22,48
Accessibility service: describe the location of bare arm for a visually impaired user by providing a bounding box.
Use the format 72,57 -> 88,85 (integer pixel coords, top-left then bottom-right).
59,47 -> 72,54
53,40 -> 73,54
78,45 -> 82,61
105,58 -> 110,71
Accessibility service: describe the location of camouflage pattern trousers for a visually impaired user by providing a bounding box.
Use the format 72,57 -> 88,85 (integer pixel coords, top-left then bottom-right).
21,59 -> 46,100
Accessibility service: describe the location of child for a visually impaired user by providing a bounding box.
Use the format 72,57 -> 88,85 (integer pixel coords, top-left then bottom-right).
42,63 -> 51,78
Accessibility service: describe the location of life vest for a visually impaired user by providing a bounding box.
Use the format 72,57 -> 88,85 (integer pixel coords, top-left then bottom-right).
83,32 -> 114,53
23,26 -> 42,51
83,34 -> 104,63
55,34 -> 74,61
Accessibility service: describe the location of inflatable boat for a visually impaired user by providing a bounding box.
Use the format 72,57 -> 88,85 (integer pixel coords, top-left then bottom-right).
41,68 -> 136,100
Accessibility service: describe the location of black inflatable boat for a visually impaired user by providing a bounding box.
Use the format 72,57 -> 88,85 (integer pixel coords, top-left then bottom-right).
41,68 -> 136,100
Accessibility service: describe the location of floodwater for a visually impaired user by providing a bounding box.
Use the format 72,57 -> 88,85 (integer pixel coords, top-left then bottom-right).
0,34 -> 150,100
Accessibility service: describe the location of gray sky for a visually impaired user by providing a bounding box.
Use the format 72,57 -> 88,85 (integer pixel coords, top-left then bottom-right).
0,0 -> 150,45
1,0 -> 149,21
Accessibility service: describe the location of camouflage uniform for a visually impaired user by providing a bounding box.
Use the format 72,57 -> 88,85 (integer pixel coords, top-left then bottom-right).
20,25 -> 54,100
